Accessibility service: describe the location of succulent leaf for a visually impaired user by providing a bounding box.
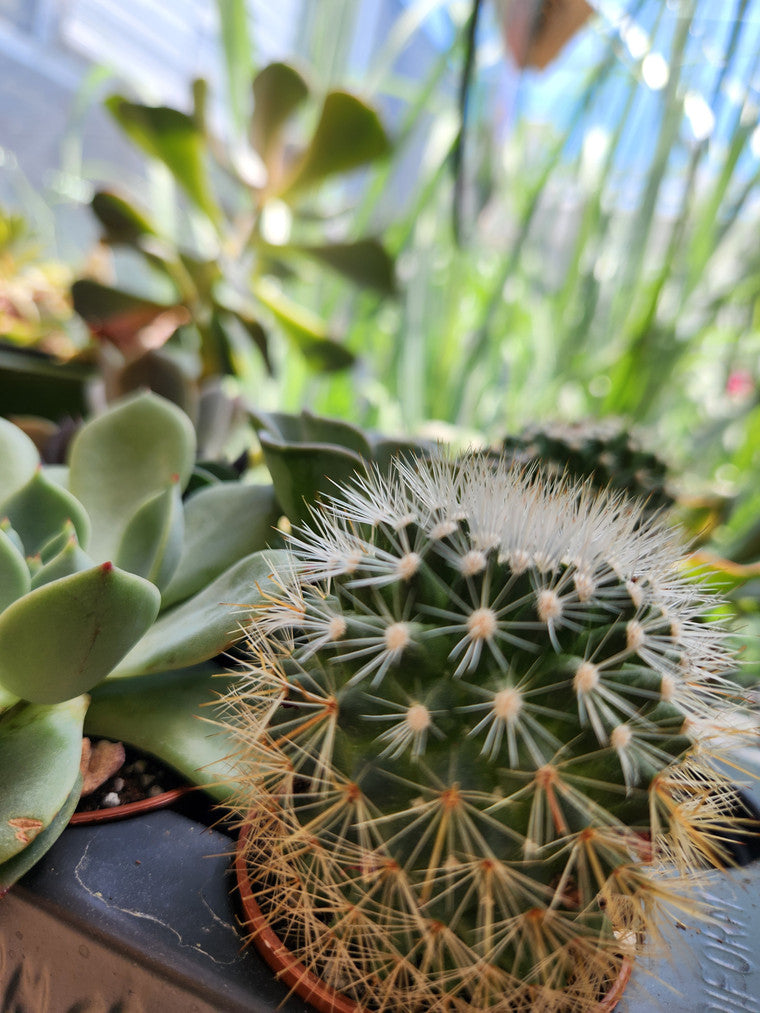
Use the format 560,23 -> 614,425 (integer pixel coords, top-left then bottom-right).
111,549 -> 289,677
69,392 -> 196,562
0,563 -> 161,703
252,61 -> 309,166
258,434 -> 366,524
85,664 -> 242,801
0,469 -> 90,557
0,527 -> 30,612
30,536 -> 94,590
116,479 -> 184,591
162,482 -> 280,608
0,696 -> 87,864
0,776 -> 82,892
0,417 -> 39,501
279,90 -> 391,198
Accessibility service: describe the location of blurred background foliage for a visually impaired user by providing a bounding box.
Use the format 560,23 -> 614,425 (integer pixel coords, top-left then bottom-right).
2,1 -> 760,577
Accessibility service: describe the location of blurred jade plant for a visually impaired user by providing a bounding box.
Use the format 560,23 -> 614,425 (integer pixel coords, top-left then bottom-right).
0,391 -> 286,890
71,60 -> 395,386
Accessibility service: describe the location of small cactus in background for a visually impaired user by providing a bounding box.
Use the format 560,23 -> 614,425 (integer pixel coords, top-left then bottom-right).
502,419 -> 673,513
229,453 -> 749,1012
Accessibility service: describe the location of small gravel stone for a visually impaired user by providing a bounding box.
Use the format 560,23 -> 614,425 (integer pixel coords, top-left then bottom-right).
112,778 -> 125,792
140,773 -> 155,788
102,792 -> 121,808
132,760 -> 147,774
148,785 -> 164,797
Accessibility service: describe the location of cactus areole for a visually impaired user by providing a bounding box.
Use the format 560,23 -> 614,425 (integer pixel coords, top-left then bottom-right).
229,454 -> 745,1012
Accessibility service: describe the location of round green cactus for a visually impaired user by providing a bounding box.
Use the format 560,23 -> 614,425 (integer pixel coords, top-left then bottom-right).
502,419 -> 673,513
229,453 -> 747,1012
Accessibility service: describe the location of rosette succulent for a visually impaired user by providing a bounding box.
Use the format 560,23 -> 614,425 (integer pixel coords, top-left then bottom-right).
229,453 -> 749,1012
0,391 -> 284,889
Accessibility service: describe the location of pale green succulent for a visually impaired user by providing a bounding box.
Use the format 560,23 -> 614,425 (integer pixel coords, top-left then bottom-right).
0,391 -> 286,889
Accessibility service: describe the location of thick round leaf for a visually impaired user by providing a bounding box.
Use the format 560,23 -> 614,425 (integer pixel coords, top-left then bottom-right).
91,190 -> 157,244
162,483 -> 280,608
0,418 -> 39,501
0,776 -> 82,892
71,279 -> 182,354
0,697 -> 87,864
112,549 -> 289,676
251,408 -> 373,458
369,436 -> 433,473
290,239 -> 396,294
39,519 -> 78,563
252,61 -> 309,165
253,279 -> 354,371
105,96 -> 220,223
1,469 -> 90,557
0,563 -> 161,703
116,480 -> 184,591
0,528 -> 30,612
280,90 -> 391,198
259,434 -> 366,524
68,392 -> 196,562
86,665 -> 241,801
30,537 -> 93,590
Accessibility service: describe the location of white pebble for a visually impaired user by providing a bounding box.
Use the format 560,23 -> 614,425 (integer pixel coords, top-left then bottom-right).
103,792 -> 121,808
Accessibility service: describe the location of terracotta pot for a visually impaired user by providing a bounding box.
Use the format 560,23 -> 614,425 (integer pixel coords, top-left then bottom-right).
235,822 -> 633,1013
70,786 -> 193,825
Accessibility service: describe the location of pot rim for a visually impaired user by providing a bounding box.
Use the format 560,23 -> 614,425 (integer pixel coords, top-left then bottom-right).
235,820 -> 633,1013
70,786 -> 193,825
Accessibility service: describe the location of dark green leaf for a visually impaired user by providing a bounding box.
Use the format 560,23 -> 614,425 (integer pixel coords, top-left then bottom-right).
290,238 -> 396,293
280,90 -> 391,198
91,190 -> 156,245
105,96 -> 220,222
251,409 -> 373,458
259,433 -> 366,524
253,279 -> 353,371
252,61 -> 309,166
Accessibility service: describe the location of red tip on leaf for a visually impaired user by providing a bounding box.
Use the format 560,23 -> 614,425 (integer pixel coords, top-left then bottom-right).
101,561 -> 114,573
171,473 -> 180,483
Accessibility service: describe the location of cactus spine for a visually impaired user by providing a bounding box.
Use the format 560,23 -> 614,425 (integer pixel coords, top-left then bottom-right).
228,453 -> 746,1012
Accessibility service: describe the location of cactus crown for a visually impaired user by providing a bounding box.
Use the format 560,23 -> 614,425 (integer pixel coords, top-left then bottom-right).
230,453 -> 744,1012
